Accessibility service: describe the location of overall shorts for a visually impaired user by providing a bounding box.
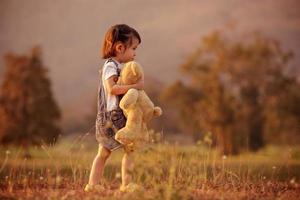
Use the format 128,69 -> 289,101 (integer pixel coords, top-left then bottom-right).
95,59 -> 126,151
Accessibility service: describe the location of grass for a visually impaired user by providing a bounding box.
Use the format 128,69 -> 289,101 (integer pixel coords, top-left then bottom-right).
0,134 -> 300,200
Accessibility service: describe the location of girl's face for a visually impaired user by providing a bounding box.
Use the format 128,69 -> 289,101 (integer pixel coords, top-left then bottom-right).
119,37 -> 139,63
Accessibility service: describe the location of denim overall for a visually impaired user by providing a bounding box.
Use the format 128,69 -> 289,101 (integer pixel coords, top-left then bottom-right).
95,59 -> 126,151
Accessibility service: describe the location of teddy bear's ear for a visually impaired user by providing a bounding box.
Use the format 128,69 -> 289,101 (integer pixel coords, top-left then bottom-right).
131,63 -> 138,76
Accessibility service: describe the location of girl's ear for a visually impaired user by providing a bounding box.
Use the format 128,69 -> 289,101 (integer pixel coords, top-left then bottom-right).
115,43 -> 125,54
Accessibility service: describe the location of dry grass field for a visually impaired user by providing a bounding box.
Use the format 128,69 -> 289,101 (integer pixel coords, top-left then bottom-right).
0,134 -> 300,200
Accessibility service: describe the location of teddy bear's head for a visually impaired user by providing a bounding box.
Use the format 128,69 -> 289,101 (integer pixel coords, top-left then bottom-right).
119,61 -> 143,85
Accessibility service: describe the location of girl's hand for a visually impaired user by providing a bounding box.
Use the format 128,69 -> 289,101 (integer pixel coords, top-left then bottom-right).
107,75 -> 144,95
116,77 -> 122,85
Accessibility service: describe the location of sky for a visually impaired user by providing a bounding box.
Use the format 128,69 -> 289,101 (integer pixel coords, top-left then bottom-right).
0,0 -> 299,125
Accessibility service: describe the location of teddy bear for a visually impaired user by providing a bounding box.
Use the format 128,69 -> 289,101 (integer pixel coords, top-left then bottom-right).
114,61 -> 162,151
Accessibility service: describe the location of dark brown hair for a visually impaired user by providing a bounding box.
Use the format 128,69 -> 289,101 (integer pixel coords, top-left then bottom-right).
101,24 -> 141,59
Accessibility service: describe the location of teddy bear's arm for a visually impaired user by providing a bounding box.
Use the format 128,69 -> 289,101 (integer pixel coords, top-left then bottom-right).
154,107 -> 163,117
120,88 -> 139,110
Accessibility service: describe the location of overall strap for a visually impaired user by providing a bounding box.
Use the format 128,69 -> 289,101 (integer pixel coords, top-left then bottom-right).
106,58 -> 121,76
97,65 -> 107,121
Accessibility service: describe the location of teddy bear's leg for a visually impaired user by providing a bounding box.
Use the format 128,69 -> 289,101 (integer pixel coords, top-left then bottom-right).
115,128 -> 133,145
153,106 -> 163,117
120,89 -> 139,110
115,108 -> 143,145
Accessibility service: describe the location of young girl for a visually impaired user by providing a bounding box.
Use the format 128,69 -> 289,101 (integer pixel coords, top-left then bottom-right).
85,24 -> 143,192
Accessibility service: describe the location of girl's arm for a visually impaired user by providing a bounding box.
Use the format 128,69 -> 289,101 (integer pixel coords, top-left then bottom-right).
105,75 -> 144,95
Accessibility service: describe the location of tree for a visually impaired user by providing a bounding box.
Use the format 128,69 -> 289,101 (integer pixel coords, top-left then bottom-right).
0,46 -> 61,147
161,30 -> 299,154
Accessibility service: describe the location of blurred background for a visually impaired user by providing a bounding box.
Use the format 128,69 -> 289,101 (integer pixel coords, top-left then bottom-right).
0,0 -> 299,155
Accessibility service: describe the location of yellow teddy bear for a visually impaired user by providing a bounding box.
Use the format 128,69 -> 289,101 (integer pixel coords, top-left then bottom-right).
114,61 -> 162,151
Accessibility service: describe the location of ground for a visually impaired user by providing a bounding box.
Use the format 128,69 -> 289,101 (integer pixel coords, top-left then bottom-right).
0,134 -> 300,200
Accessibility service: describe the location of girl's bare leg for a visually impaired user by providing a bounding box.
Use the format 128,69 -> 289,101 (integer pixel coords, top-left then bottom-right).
121,150 -> 135,187
88,145 -> 111,185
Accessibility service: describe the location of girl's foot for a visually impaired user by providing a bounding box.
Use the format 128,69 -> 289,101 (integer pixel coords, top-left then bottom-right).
119,183 -> 143,193
84,184 -> 106,192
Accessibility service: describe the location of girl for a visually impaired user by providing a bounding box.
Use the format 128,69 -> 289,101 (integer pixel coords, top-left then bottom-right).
85,24 -> 143,192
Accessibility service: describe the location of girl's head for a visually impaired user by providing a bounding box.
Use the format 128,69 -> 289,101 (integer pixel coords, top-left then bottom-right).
101,24 -> 141,63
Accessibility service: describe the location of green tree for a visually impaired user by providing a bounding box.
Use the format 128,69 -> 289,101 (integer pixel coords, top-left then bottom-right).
0,46 -> 61,147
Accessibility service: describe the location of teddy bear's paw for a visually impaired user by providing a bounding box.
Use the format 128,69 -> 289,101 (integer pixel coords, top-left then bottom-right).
154,107 -> 163,116
115,132 -> 134,145
84,184 -> 106,193
119,183 -> 143,193
115,135 -> 131,145
124,142 -> 136,153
